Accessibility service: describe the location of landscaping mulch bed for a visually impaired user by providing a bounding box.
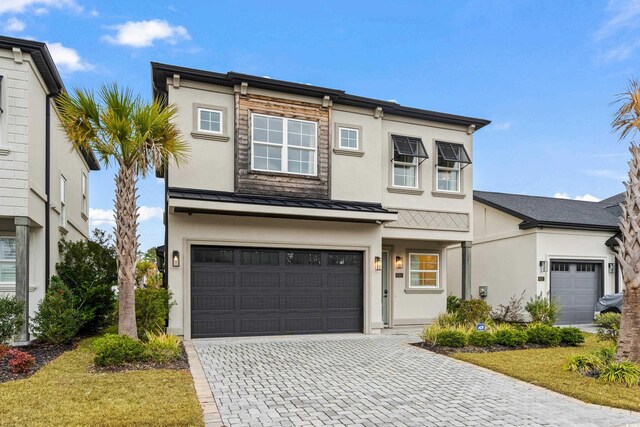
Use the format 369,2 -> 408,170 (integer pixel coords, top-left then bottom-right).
0,341 -> 75,383
411,342 -> 575,355
90,342 -> 190,373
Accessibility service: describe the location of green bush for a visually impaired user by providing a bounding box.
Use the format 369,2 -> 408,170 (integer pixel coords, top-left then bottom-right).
135,288 -> 175,336
494,325 -> 528,347
467,331 -> 496,347
526,323 -> 561,346
594,312 -> 620,342
435,330 -> 467,347
0,295 -> 24,344
456,299 -> 492,324
434,312 -> 461,328
525,294 -> 559,325
559,327 -> 585,346
56,230 -> 117,333
93,333 -> 146,366
144,332 -> 181,363
32,278 -> 82,344
594,345 -> 616,365
565,353 -> 605,374
446,295 -> 461,314
599,362 -> 640,387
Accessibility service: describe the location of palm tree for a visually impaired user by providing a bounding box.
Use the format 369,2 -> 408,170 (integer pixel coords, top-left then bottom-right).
612,79 -> 640,362
55,84 -> 188,339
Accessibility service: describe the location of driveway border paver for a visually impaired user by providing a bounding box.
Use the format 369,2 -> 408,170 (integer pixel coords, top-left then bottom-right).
184,340 -> 226,427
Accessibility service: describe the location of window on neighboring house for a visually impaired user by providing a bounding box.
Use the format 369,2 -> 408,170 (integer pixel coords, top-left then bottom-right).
0,237 -> 16,284
198,108 -> 222,134
81,172 -> 88,217
251,113 -> 317,176
60,175 -> 67,228
409,253 -> 439,288
435,142 -> 471,193
391,135 -> 428,188
339,127 -> 358,150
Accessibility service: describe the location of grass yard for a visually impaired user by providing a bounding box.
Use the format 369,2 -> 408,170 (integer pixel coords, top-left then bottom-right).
0,337 -> 203,426
452,334 -> 640,412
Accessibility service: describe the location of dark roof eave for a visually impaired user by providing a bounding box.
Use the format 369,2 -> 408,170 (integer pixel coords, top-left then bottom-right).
151,62 -> 491,130
518,220 -> 620,232
0,36 -> 63,94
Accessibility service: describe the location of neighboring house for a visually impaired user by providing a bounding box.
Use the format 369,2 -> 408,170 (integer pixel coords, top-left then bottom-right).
152,62 -> 490,339
0,36 -> 99,342
448,191 -> 622,324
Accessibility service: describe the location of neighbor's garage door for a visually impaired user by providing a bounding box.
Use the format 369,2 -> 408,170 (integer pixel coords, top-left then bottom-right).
190,246 -> 363,338
550,261 -> 601,324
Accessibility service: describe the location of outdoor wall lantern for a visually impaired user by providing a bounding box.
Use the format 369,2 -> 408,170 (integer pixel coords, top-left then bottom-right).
395,256 -> 404,270
609,263 -> 615,274
172,250 -> 180,268
539,261 -> 547,273
374,256 -> 382,271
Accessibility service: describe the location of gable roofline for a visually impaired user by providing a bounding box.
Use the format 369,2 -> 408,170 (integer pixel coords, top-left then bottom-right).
150,62 -> 491,130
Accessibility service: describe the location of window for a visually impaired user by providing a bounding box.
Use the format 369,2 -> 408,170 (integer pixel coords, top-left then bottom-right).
339,127 -> 358,150
435,142 -> 471,193
81,173 -> 88,216
551,262 -> 569,272
60,175 -> 67,228
0,237 -> 16,284
328,253 -> 361,266
409,253 -> 439,288
391,135 -> 428,189
193,249 -> 233,264
251,114 -> 317,176
198,108 -> 222,134
241,250 -> 279,265
286,251 -> 322,266
577,263 -> 596,272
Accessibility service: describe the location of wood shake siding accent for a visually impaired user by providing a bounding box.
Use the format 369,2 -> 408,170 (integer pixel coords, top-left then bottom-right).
235,93 -> 331,199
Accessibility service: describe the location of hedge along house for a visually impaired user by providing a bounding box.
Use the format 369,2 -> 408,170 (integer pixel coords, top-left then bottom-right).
448,191 -> 622,324
152,63 -> 490,339
0,36 -> 99,342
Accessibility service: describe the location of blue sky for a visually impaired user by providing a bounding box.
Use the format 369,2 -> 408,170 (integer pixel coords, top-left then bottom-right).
2,0 -> 639,250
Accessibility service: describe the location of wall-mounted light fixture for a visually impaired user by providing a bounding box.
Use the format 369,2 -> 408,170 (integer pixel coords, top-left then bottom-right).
539,261 -> 547,273
395,256 -> 404,270
609,263 -> 615,274
374,256 -> 382,271
172,250 -> 180,268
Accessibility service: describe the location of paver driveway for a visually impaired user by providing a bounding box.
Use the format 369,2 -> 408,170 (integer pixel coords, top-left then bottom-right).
195,333 -> 640,427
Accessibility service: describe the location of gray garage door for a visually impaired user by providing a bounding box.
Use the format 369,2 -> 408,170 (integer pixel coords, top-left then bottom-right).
191,246 -> 363,338
550,261 -> 601,324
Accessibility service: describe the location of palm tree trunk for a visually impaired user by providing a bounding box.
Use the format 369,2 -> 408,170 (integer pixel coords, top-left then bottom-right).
616,144 -> 640,362
115,164 -> 139,339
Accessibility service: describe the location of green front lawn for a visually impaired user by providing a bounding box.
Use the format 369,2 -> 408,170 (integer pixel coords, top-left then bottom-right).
452,334 -> 640,412
0,338 -> 203,426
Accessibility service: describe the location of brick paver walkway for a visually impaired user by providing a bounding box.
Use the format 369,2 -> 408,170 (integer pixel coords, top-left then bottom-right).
194,333 -> 640,426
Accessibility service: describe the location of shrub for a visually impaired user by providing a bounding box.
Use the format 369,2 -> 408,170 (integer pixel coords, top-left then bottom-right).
56,230 -> 117,333
434,312 -> 461,328
0,343 -> 10,360
559,327 -> 585,346
435,330 -> 467,347
599,362 -> 640,387
456,299 -> 492,325
494,325 -> 528,347
565,354 -> 605,374
468,331 -> 496,347
144,332 -> 181,363
525,294 -> 559,325
31,278 -> 82,344
135,288 -> 174,336
7,349 -> 35,374
93,334 -> 146,366
421,324 -> 444,345
526,323 -> 561,346
0,295 -> 24,344
594,312 -> 620,342
593,345 -> 616,365
446,295 -> 461,314
491,291 -> 526,323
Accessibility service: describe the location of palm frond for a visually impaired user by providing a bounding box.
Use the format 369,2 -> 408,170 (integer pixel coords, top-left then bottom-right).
613,79 -> 640,141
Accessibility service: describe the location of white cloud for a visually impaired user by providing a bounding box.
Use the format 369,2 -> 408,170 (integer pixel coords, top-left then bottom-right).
5,17 -> 25,32
0,0 -> 81,15
584,169 -> 627,181
90,206 -> 163,227
491,121 -> 512,130
102,19 -> 190,48
595,0 -> 640,41
553,192 -> 570,199
553,192 -> 601,202
46,42 -> 93,73
138,206 -> 163,222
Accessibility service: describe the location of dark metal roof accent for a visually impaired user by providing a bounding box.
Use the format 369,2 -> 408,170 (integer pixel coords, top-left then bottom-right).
151,62 -> 491,130
436,141 -> 471,165
392,135 -> 428,164
168,187 -> 395,214
474,191 -> 620,232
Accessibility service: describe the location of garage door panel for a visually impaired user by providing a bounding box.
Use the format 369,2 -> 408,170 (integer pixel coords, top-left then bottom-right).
241,295 -> 280,310
240,318 -> 281,335
192,319 -> 235,337
551,261 -> 600,324
241,272 -> 281,287
192,271 -> 235,288
327,273 -> 361,287
284,273 -> 323,288
283,295 -> 323,310
192,295 -> 235,311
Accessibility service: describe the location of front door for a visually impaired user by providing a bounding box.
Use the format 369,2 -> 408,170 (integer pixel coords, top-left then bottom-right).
382,251 -> 389,326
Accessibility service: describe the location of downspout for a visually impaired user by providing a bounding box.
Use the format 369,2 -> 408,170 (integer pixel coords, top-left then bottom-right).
45,93 -> 53,290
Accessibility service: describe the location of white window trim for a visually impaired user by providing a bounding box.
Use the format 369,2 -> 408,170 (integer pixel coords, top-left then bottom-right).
0,236 -> 16,285
408,252 -> 440,289
60,175 -> 67,229
81,172 -> 88,216
250,113 -> 318,177
338,127 -> 359,150
197,108 -> 223,135
392,156 -> 419,189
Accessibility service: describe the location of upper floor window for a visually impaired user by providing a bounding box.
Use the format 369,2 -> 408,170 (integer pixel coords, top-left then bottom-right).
198,108 -> 222,134
435,142 -> 471,193
251,113 -> 317,176
391,135 -> 428,189
0,237 -> 16,285
81,172 -> 88,217
339,127 -> 359,150
60,175 -> 67,228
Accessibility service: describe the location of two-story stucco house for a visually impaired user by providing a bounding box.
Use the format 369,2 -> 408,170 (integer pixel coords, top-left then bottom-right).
0,36 -> 99,342
152,62 -> 490,339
